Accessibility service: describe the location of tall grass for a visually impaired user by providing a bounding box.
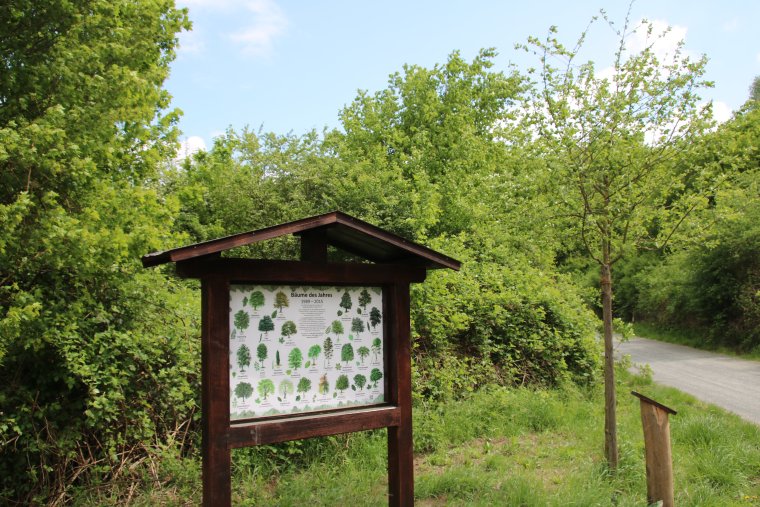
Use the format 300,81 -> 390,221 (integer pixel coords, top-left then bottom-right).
73,368 -> 760,506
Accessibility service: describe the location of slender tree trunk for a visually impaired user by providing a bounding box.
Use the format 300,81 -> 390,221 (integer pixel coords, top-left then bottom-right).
601,239 -> 619,469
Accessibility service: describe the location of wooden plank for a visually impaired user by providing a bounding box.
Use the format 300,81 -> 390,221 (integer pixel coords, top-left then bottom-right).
176,258 -> 427,284
201,279 -> 232,507
387,283 -> 414,507
142,213 -> 337,267
227,406 -> 400,448
298,228 -> 329,263
637,396 -> 675,507
142,211 -> 461,270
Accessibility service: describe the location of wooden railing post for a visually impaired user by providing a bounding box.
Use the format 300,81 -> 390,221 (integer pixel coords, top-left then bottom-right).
632,391 -> 677,507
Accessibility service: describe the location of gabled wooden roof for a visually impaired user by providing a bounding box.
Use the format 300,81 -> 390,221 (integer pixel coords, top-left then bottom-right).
142,211 -> 460,271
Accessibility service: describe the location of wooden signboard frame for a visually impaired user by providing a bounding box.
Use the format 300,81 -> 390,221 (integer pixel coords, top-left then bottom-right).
143,212 -> 460,506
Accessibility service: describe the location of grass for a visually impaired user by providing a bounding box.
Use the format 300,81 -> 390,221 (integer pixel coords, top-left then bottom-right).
633,321 -> 760,361
72,368 -> 760,506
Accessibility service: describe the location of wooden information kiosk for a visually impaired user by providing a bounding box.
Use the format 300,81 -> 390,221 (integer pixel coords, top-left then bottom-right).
143,211 -> 460,506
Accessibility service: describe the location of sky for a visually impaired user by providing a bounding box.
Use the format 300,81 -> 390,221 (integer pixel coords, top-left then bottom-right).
166,0 -> 760,158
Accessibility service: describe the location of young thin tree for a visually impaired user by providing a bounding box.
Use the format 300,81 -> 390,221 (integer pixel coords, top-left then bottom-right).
520,13 -> 712,469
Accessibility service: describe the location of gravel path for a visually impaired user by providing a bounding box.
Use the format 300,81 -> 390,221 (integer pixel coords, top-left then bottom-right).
616,336 -> 760,425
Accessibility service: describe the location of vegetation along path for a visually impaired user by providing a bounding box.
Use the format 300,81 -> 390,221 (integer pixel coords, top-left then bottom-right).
617,336 -> 760,425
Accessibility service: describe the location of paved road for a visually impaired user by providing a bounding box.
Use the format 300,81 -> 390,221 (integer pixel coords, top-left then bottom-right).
616,336 -> 760,425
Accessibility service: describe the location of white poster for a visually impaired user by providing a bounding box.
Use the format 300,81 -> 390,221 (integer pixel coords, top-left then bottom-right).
229,284 -> 385,421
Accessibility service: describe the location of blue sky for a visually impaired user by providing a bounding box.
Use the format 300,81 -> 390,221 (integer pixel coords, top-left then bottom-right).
167,1 -> 760,157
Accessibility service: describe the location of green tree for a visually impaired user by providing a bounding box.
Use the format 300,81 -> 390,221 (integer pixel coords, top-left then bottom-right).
336,374 -> 349,393
318,374 -> 330,394
323,337 -> 334,367
258,315 -> 275,339
308,344 -> 321,365
297,377 -> 312,397
358,288 -> 372,309
520,14 -> 712,468
331,320 -> 344,340
237,344 -> 251,371
370,368 -> 383,388
256,343 -> 268,368
275,350 -> 281,368
351,317 -> 365,337
278,379 -> 294,400
235,382 -> 254,401
371,337 -> 382,361
288,347 -> 303,370
341,343 -> 354,365
249,290 -> 265,310
357,346 -> 370,364
353,374 -> 367,391
0,0 -> 191,500
339,291 -> 353,313
281,320 -> 297,340
275,291 -> 289,315
369,307 -> 382,330
234,310 -> 250,332
258,379 -> 275,400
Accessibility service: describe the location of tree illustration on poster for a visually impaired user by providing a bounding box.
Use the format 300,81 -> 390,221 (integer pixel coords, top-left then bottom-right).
141,211 -> 460,506
228,285 -> 385,419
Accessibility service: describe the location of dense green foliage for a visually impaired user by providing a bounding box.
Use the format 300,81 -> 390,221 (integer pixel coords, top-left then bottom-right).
0,1 -> 194,503
2,2 -> 757,502
618,105 -> 760,351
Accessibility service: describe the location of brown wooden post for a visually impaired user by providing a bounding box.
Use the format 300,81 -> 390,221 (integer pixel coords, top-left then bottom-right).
298,229 -> 328,263
387,282 -> 414,506
202,279 -> 232,506
632,391 -> 676,507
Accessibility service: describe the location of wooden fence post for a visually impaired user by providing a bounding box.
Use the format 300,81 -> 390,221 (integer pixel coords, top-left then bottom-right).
631,391 -> 677,507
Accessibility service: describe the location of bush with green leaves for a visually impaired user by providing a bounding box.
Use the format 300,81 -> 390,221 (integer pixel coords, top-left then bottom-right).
0,0 -> 193,502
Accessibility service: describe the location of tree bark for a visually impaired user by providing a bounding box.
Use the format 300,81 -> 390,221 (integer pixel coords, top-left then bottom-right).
601,246 -> 619,469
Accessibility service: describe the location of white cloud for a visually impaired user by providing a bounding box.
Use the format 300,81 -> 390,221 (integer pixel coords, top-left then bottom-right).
175,136 -> 207,162
710,101 -> 733,125
229,0 -> 288,57
625,19 -> 688,65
